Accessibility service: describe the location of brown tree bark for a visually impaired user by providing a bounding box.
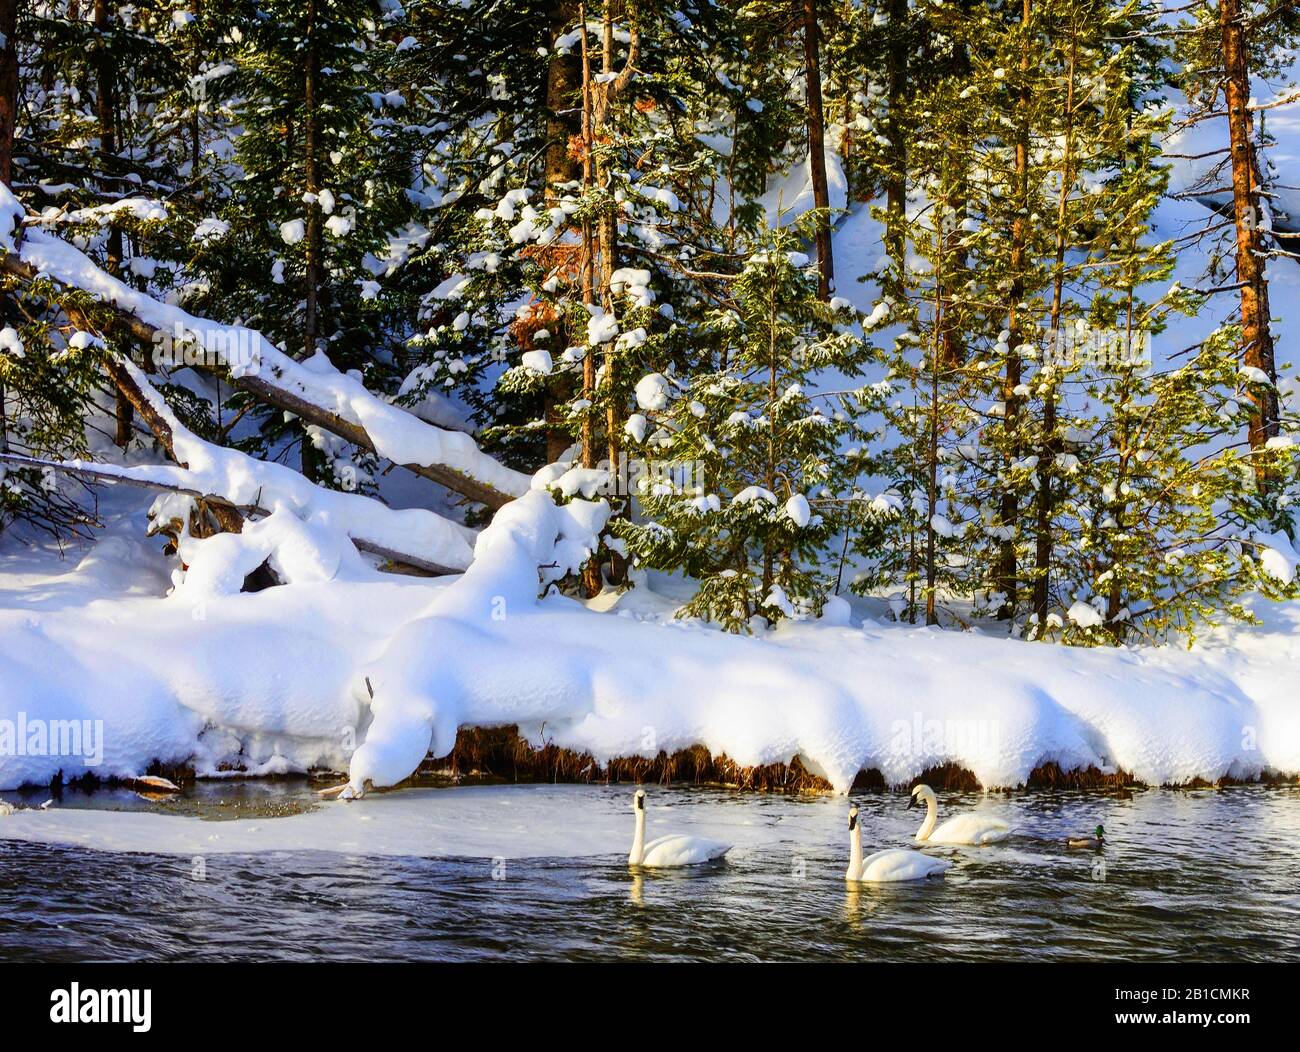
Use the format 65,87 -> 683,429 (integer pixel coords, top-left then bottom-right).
801,0 -> 834,299
0,0 -> 18,188
299,0 -> 327,482
937,8 -> 972,369
577,4 -> 602,597
542,1 -> 582,471
1031,25 -> 1077,626
92,0 -> 134,448
303,0 -> 322,362
996,0 -> 1032,621
926,256 -> 944,626
590,3 -> 638,586
544,1 -> 582,204
882,0 -> 908,269
1220,0 -> 1279,483
0,0 -> 18,464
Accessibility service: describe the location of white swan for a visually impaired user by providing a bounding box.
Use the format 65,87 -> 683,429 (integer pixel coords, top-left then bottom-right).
845,806 -> 951,882
628,789 -> 731,867
908,784 -> 1010,845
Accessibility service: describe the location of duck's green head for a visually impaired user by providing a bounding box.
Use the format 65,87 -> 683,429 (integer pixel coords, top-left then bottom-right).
1095,824 -> 1106,839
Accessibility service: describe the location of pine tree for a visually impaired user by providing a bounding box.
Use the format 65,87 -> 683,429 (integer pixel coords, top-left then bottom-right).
190,0 -> 415,487
616,222 -> 867,630
1176,0 -> 1300,496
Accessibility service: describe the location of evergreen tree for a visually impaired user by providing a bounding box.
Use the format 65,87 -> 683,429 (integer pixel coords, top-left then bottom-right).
616,222 -> 868,630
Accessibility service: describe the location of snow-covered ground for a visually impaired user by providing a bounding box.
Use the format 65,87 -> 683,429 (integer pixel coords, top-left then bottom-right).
3,468 -> 1298,796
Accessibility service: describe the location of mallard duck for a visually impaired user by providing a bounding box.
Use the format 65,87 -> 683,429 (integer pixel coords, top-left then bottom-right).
1066,824 -> 1106,849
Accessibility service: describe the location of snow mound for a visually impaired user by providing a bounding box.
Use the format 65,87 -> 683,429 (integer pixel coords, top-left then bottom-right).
2,491 -> 1298,793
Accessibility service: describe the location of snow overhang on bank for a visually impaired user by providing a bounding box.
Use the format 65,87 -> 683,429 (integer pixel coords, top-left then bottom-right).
2,483 -> 1298,795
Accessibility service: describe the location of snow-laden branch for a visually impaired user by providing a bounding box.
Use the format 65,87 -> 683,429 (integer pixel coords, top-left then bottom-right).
0,183 -> 531,509
107,358 -> 480,577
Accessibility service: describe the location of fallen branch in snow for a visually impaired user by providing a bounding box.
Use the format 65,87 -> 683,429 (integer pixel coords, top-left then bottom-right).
0,451 -> 250,505
11,341 -> 481,575
101,354 -> 184,463
0,452 -> 458,576
0,206 -> 529,509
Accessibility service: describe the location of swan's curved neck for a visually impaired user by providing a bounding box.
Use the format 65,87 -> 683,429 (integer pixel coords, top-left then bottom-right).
915,794 -> 937,841
629,807 -> 646,865
847,822 -> 863,881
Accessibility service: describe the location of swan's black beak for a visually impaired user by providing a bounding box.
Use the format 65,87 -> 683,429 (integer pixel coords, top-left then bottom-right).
848,811 -> 857,831
635,794 -> 644,811
905,795 -> 917,810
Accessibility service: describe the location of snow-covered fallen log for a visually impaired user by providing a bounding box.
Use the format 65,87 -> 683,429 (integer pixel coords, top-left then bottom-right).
0,184 -> 530,509
106,358 -> 479,578
0,452 -> 462,577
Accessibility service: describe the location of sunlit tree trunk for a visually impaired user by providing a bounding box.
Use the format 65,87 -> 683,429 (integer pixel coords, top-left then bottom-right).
996,0 -> 1032,621
1220,0 -> 1279,483
802,0 -> 833,298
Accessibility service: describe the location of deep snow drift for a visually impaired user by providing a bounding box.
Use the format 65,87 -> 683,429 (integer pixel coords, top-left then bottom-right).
2,473 -> 1298,796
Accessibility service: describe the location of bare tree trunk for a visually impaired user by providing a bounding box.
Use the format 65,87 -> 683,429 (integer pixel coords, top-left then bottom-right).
189,0 -> 203,177
578,4 -> 602,597
543,1 -> 582,470
0,0 -> 16,460
1031,24 -> 1077,626
762,280 -> 779,603
544,1 -> 581,204
302,0 -> 322,362
1220,0 -> 1279,483
93,0 -> 134,448
0,0 -> 18,188
882,0 -> 907,268
996,0 -> 1032,622
300,0 -> 326,482
926,284 -> 941,626
938,9 -> 972,368
801,0 -> 833,299
590,2 -> 638,586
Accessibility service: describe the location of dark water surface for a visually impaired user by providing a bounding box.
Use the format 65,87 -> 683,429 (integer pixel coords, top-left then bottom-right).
1,783 -> 1297,962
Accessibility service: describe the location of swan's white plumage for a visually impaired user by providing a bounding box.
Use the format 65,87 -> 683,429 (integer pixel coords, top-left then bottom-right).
639,833 -> 731,868
911,784 -> 1010,845
845,805 -> 951,882
926,813 -> 1011,846
628,790 -> 731,867
857,847 -> 952,883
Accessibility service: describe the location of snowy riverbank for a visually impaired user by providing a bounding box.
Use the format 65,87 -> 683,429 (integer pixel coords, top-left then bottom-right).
3,479 -> 1298,795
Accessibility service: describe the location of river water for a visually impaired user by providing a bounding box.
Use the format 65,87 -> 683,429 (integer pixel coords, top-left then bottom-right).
1,782 -> 1296,961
